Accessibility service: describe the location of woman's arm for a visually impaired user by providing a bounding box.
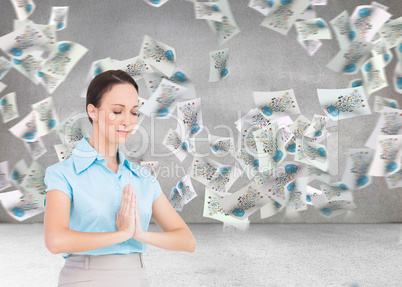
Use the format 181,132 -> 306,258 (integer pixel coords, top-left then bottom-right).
133,193 -> 196,253
44,186 -> 135,254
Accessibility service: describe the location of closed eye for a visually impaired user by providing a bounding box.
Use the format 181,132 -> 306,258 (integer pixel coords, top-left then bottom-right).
113,112 -> 138,116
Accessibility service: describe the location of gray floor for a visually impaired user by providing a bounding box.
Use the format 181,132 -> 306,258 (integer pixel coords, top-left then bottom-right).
0,223 -> 401,287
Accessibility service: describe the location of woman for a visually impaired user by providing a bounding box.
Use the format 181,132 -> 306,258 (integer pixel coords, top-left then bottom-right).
44,70 -> 196,287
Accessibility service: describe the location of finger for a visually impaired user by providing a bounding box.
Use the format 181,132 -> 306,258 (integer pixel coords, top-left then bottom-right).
121,185 -> 128,199
129,192 -> 135,215
135,196 -> 141,226
124,189 -> 133,215
131,195 -> 136,222
121,188 -> 129,214
131,187 -> 136,207
134,196 -> 138,218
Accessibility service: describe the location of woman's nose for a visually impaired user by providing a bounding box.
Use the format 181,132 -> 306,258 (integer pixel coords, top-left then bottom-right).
128,112 -> 135,124
124,112 -> 135,126
125,113 -> 130,125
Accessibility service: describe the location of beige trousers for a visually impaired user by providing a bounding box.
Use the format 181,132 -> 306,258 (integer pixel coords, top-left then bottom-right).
58,253 -> 150,287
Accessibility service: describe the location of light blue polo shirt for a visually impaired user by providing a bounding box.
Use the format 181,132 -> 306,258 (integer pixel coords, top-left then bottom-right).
44,136 -> 163,259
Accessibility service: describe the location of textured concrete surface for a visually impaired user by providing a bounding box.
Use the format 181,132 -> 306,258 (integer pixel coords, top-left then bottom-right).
0,223 -> 401,286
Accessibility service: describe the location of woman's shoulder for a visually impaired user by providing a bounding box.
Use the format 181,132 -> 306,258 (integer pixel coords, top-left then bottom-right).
43,157 -> 76,189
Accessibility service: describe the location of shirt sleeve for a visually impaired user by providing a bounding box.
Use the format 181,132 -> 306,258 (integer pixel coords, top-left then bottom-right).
153,179 -> 163,202
43,165 -> 73,206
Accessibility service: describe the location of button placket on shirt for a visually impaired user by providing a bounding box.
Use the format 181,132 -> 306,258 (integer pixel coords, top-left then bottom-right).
114,168 -> 124,212
97,158 -> 121,211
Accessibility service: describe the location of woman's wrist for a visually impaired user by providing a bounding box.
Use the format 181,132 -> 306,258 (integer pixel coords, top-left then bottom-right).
130,228 -> 196,252
132,230 -> 148,243
117,229 -> 133,242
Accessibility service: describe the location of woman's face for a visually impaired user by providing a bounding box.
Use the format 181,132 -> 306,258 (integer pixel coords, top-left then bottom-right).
94,83 -> 139,145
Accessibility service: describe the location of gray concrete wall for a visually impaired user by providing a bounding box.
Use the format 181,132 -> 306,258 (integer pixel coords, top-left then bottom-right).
0,0 -> 401,223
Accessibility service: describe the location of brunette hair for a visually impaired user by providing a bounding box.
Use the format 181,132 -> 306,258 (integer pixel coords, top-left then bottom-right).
86,70 -> 139,124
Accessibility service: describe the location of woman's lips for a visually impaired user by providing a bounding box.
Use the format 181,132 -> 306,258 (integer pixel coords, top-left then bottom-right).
117,130 -> 129,136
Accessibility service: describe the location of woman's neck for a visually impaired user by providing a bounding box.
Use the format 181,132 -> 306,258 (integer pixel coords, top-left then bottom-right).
87,133 -> 119,165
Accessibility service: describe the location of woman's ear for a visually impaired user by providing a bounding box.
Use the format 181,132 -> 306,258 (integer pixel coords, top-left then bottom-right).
87,104 -> 98,122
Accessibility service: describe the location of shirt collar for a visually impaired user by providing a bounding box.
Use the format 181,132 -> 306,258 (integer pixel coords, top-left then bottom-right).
72,137 -> 140,177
